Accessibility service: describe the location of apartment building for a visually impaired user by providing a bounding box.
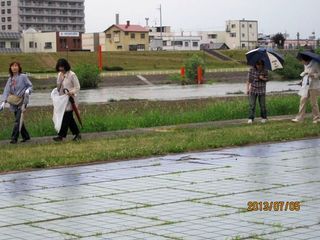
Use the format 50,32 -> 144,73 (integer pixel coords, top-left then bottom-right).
0,0 -> 85,32
225,19 -> 258,49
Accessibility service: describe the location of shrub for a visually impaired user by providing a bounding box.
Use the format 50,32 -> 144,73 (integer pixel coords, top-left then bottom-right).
184,54 -> 205,82
74,64 -> 101,89
276,54 -> 303,80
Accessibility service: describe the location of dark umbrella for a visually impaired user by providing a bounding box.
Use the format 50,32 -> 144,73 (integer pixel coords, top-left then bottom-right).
298,51 -> 320,63
246,48 -> 284,71
63,89 -> 83,128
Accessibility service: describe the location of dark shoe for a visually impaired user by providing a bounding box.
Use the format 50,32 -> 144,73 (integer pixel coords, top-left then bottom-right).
73,134 -> 81,141
10,139 -> 18,144
21,137 -> 31,143
53,136 -> 63,142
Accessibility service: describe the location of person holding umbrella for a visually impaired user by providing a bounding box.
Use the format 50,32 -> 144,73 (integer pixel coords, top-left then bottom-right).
53,58 -> 82,142
292,51 -> 320,123
0,62 -> 32,144
246,48 -> 284,124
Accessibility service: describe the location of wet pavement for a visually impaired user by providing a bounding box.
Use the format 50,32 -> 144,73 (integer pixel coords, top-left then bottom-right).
19,82 -> 300,107
0,138 -> 319,239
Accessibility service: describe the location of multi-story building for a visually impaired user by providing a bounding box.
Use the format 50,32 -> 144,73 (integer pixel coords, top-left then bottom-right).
104,21 -> 149,51
225,19 -> 258,49
0,0 -> 85,33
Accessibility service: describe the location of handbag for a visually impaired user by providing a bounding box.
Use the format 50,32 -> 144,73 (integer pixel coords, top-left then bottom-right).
7,94 -> 23,106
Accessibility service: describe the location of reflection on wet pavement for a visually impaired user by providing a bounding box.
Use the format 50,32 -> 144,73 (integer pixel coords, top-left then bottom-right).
0,138 -> 319,239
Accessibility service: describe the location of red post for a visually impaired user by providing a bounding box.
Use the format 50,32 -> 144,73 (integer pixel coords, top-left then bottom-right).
197,66 -> 203,84
98,45 -> 103,72
180,67 -> 185,78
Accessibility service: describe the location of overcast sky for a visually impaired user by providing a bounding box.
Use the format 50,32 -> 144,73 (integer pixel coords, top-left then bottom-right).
85,0 -> 319,39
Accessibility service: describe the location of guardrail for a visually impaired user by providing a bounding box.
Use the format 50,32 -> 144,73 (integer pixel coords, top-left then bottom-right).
0,67 -> 249,79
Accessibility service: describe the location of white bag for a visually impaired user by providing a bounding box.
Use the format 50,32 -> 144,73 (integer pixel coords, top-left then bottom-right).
51,88 -> 69,132
298,76 -> 310,98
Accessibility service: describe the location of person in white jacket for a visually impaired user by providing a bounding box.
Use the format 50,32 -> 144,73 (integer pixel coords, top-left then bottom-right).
52,58 -> 81,142
292,52 -> 320,123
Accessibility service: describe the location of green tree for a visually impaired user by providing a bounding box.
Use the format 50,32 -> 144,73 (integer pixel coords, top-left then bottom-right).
184,54 -> 205,83
272,33 -> 286,49
276,54 -> 303,80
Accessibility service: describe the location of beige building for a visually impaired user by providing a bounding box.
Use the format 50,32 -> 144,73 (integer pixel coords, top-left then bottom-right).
225,20 -> 258,49
0,0 -> 85,33
104,21 -> 149,51
21,28 -> 57,53
82,32 -> 106,52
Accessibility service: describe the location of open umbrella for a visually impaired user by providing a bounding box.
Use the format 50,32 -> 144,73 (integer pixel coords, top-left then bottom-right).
298,51 -> 320,63
63,89 -> 83,128
246,48 -> 284,71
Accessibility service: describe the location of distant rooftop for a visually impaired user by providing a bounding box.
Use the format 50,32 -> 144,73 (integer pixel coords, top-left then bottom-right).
105,23 -> 149,33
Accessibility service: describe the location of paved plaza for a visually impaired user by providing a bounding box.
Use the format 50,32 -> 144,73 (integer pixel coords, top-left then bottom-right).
0,138 -> 320,239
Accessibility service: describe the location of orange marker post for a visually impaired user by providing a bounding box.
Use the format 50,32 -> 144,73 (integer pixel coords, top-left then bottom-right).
98,45 -> 103,72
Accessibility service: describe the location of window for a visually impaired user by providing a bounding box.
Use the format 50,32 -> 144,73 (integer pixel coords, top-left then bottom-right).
208,34 -> 217,39
137,44 -> 145,50
185,42 -> 189,47
6,1 -> 11,6
7,9 -> 11,14
230,33 -> 236,37
117,45 -> 123,50
11,41 -> 19,48
173,41 -> 183,47
2,25 -> 5,30
125,32 -> 129,36
1,2 -> 5,7
105,34 -> 111,38
1,17 -> 5,23
163,41 -> 167,46
130,33 -> 135,39
29,41 -> 34,48
7,24 -> 11,30
193,42 -> 199,47
7,17 -> 11,22
242,43 -> 246,48
242,33 -> 245,38
249,24 -> 252,28
231,24 -> 236,28
1,10 -> 4,14
242,24 -> 245,28
44,42 -> 52,49
0,41 -> 5,48
141,33 -> 145,39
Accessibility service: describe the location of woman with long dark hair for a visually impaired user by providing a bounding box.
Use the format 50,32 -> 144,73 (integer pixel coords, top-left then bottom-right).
53,58 -> 81,141
0,62 -> 33,144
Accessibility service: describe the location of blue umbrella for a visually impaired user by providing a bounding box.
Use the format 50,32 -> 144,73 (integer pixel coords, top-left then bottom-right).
298,51 -> 320,63
246,48 -> 284,71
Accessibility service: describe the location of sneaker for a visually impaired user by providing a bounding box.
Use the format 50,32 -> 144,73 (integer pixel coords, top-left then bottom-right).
73,134 -> 81,141
10,139 -> 17,144
53,136 -> 63,142
291,118 -> 300,123
261,119 -> 267,124
248,119 -> 253,124
313,119 -> 319,124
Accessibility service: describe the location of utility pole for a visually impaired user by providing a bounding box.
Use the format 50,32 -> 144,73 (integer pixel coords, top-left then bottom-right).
158,4 -> 163,40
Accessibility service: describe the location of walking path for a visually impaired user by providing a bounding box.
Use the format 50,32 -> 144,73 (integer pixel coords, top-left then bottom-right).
0,137 -> 319,239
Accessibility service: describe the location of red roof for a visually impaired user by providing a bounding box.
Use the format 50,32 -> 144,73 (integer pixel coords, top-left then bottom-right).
105,24 -> 149,33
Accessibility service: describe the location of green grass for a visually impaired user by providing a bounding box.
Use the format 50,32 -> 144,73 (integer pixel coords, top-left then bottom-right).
0,120 -> 320,173
0,95 -> 304,141
0,51 -> 242,73
220,50 -> 248,63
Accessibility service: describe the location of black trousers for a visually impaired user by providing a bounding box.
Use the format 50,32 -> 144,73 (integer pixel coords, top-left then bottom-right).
12,109 -> 30,141
58,111 -> 80,138
248,93 -> 267,120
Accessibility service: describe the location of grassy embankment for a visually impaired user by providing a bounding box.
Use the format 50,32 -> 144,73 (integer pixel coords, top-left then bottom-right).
0,51 -> 242,73
1,95 -> 319,172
